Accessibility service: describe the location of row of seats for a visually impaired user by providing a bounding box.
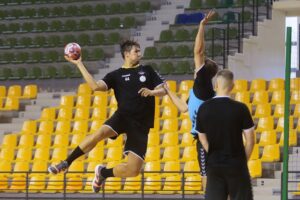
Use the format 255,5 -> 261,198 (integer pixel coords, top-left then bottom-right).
0,32 -> 122,49
0,85 -> 37,98
0,47 -> 105,64
0,16 -> 140,34
0,1 -> 152,19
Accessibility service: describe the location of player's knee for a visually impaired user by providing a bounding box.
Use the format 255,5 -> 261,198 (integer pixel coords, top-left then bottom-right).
128,168 -> 140,177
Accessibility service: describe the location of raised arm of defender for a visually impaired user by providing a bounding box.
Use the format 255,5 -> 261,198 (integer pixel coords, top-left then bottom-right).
194,10 -> 215,71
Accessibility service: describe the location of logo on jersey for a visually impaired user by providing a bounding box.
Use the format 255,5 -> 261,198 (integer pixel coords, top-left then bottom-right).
139,75 -> 146,82
122,74 -> 130,81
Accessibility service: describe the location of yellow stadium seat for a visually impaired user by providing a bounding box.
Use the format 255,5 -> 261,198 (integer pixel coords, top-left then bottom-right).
160,95 -> 173,107
18,134 -> 34,148
143,175 -> 161,194
291,91 -> 300,104
253,103 -> 271,118
39,107 -> 56,121
291,77 -> 300,91
54,120 -> 71,135
162,161 -> 180,178
88,120 -> 103,134
105,135 -> 124,148
178,80 -> 193,94
166,80 -> 177,92
273,104 -> 285,118
256,117 -> 274,132
0,97 -> 3,109
85,145 -> 104,163
15,148 -> 32,162
268,78 -> 284,92
160,105 -> 178,119
71,120 -> 88,134
235,91 -> 250,104
275,117 -> 294,132
91,107 -> 107,120
161,118 -> 178,133
70,134 -> 86,148
22,84 -> 37,99
232,79 -> 248,93
249,79 -> 266,92
252,91 -> 269,105
7,85 -> 21,98
31,160 -> 47,176
76,95 -> 91,108
33,148 -> 50,162
181,146 -> 198,162
50,148 -> 68,162
67,160 -> 84,178
10,176 -> 27,191
104,147 -> 123,162
144,161 -> 161,178
104,177 -> 122,194
258,131 -> 277,146
159,175 -> 181,194
279,130 -> 297,146
35,134 -> 51,148
147,132 -> 160,147
66,177 -> 83,192
0,147 -> 15,161
180,132 -> 195,147
270,90 -> 285,105
184,175 -> 203,194
12,161 -> 30,177
145,146 -> 160,162
248,159 -> 262,178
261,144 -> 280,162
0,97 -> 19,110
161,146 -> 179,162
92,92 -> 108,108
0,86 -> 6,97
108,95 -> 117,108
119,175 -> 141,194
28,175 -> 46,192
52,134 -> 69,148
77,83 -> 92,96
108,106 -> 117,118
293,104 -> 300,117
161,132 -> 178,147
0,160 -> 12,177
73,107 -> 90,121
45,175 -> 64,193
56,108 -> 73,121
36,121 -> 54,135
183,160 -> 200,177
179,118 -> 192,134
249,144 -> 259,160
0,176 -> 8,190
295,118 -> 300,131
59,95 -> 74,108
0,134 -> 17,149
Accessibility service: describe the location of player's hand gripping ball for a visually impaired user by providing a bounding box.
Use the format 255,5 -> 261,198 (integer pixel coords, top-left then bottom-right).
64,43 -> 81,60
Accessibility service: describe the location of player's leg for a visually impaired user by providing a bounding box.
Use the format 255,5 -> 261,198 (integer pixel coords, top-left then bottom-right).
196,138 -> 207,191
48,125 -> 117,174
206,167 -> 228,200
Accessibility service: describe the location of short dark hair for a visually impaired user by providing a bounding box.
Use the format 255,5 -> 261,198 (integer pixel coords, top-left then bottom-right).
216,69 -> 234,81
120,40 -> 140,59
205,58 -> 219,79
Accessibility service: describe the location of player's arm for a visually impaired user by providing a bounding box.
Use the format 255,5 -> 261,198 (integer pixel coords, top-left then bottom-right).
194,10 -> 216,72
65,56 -> 107,91
243,127 -> 255,161
138,84 -> 166,97
198,132 -> 209,152
163,83 -> 188,113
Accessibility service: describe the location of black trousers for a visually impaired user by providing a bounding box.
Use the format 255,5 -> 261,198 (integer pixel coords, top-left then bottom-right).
205,166 -> 253,200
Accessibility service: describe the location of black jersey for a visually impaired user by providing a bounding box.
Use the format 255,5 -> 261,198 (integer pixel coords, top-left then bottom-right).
193,65 -> 215,101
196,97 -> 254,167
102,65 -> 164,128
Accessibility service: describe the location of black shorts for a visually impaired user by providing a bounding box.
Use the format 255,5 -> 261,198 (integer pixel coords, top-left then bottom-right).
205,166 -> 253,200
104,111 -> 150,161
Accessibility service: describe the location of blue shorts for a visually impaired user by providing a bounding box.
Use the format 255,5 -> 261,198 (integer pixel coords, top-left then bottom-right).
188,89 -> 204,136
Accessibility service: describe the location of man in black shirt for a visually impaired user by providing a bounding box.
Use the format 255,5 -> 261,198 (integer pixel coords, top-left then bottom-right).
48,40 -> 166,193
196,69 -> 255,200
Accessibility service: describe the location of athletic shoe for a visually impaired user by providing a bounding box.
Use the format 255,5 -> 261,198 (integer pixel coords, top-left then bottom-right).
92,164 -> 106,193
48,161 -> 69,174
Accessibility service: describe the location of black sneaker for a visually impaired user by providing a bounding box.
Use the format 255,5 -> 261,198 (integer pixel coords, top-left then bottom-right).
92,164 -> 106,193
48,161 -> 69,174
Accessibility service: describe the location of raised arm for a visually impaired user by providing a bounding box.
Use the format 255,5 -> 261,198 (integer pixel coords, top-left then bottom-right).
194,10 -> 216,72
65,56 -> 107,91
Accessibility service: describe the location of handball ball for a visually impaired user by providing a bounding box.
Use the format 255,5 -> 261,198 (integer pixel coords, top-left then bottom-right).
64,43 -> 81,60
